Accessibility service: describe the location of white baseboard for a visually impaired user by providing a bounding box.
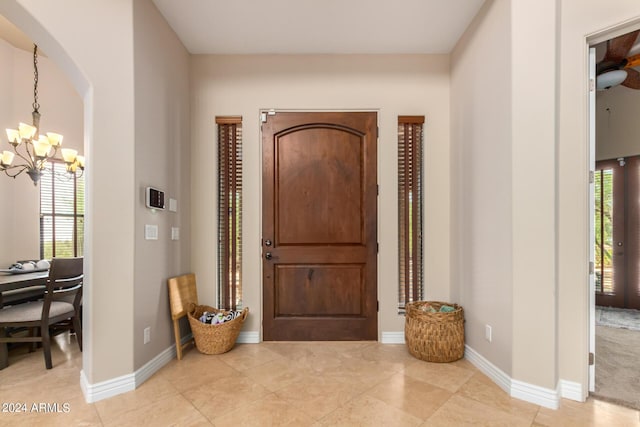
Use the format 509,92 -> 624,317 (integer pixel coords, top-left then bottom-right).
134,344 -> 176,385
465,345 -> 560,410
237,331 -> 260,343
81,337 -> 185,403
80,369 -> 135,404
559,379 -> 584,402
511,379 -> 559,410
381,331 -> 405,344
464,345 -> 510,394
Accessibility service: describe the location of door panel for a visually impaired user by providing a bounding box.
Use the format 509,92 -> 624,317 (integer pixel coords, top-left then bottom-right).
277,127 -> 363,245
275,264 -> 363,316
262,111 -> 377,341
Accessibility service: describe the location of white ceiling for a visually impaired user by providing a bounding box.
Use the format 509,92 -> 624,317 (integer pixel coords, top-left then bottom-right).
152,0 -> 486,54
0,1 -> 486,55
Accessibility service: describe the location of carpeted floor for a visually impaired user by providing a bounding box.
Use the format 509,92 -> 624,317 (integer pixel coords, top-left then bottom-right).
593,307 -> 640,410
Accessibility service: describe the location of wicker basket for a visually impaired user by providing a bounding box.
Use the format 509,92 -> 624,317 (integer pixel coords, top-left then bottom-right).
404,301 -> 465,363
187,304 -> 249,355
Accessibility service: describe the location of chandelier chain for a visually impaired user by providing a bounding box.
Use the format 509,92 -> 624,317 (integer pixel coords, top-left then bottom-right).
32,44 -> 39,113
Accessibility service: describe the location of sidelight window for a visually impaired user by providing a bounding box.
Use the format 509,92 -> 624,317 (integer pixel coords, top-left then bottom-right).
398,116 -> 424,312
217,116 -> 243,310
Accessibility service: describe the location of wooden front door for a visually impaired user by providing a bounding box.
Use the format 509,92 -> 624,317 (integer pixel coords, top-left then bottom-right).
262,111 -> 378,340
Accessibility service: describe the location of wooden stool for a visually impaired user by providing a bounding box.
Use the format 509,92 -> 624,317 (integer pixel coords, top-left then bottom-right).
167,273 -> 198,360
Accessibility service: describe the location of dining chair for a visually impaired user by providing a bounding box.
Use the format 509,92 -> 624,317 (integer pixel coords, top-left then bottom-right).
0,257 -> 83,369
167,273 -> 198,360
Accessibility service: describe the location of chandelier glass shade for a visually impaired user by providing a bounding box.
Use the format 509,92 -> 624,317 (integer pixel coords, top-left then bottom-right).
0,45 -> 84,185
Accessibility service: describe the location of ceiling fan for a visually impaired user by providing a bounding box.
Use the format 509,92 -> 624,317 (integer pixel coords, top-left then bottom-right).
596,30 -> 640,90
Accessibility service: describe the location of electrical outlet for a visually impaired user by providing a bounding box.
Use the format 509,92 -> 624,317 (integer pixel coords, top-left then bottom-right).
144,327 -> 151,344
485,325 -> 492,342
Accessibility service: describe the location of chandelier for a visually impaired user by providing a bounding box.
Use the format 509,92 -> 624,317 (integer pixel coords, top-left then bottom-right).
0,44 -> 84,185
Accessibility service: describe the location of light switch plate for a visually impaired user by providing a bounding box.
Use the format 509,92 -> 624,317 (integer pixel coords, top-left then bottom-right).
145,224 -> 158,240
169,198 -> 177,212
171,227 -> 180,240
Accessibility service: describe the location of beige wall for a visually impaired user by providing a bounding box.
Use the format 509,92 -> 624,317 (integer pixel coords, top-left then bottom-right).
0,39 -> 16,267
510,0 -> 558,389
5,0 -> 192,383
132,0 -> 190,369
190,54 -> 452,337
452,0 -> 558,390
7,0 -> 137,383
559,0 -> 640,397
0,40 -> 83,267
451,0 -> 514,376
595,86 -> 640,161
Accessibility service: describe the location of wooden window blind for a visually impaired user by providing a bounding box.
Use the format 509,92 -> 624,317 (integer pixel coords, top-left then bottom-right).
217,116 -> 243,310
398,116 -> 424,311
40,161 -> 85,259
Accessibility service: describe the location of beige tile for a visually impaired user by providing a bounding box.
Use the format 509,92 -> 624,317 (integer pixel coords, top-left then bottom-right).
4,338 -> 640,427
0,394 -> 102,427
241,358 -> 311,392
426,394 -> 532,426
305,349 -> 404,387
0,364 -> 85,406
403,360 -> 475,393
317,394 -> 423,426
457,376 -> 538,422
280,346 -> 348,375
535,398 -> 640,427
156,352 -> 238,393
275,374 -> 370,421
346,343 -> 417,371
213,393 -> 315,426
447,357 -> 480,373
365,372 -> 452,420
182,374 -> 271,419
214,343 -> 283,371
262,341 -> 369,359
94,374 -> 179,423
100,393 -> 210,427
468,370 -> 498,386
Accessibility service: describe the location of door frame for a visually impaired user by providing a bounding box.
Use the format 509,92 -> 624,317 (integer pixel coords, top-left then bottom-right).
588,46 -> 596,392
258,108 -> 380,341
587,22 -> 640,393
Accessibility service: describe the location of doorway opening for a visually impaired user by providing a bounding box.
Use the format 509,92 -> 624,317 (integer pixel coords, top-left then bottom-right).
590,30 -> 640,410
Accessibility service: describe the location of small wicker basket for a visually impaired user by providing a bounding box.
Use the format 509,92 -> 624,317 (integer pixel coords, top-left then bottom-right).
404,301 -> 465,363
187,304 -> 248,355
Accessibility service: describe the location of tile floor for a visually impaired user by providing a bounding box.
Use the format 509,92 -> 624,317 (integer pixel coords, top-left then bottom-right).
0,333 -> 639,426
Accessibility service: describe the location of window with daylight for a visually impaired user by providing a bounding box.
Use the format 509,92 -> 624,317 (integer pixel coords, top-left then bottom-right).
217,116 -> 243,310
398,116 -> 424,311
40,161 -> 85,259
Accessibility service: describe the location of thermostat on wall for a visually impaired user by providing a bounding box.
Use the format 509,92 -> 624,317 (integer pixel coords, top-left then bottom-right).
145,187 -> 165,210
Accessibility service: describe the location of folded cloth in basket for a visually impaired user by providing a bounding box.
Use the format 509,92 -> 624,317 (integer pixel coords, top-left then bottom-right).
199,310 -> 243,325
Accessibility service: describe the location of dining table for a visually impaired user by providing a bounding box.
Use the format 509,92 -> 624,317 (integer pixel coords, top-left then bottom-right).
0,270 -> 49,369
0,270 -> 49,306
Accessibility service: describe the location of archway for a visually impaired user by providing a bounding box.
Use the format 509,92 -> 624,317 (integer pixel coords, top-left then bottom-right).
0,0 -> 94,392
